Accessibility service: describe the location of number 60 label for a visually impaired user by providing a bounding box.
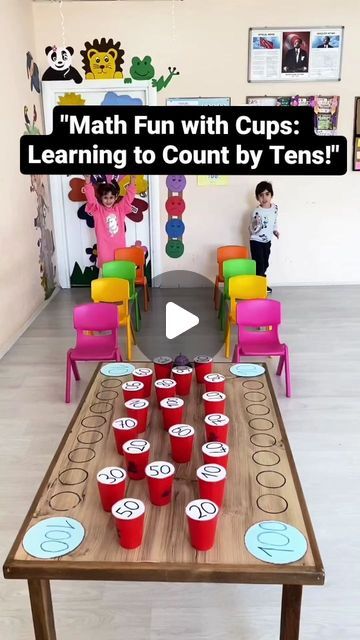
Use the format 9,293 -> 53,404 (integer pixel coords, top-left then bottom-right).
244,520 -> 308,564
22,517 -> 85,559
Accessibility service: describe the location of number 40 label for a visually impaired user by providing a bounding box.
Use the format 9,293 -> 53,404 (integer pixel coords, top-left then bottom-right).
244,520 -> 307,564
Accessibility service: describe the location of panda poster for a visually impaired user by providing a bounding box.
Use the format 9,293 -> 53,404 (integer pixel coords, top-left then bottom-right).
42,46 -> 82,83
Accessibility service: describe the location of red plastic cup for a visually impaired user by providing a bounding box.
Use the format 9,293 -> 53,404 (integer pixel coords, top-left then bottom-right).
145,460 -> 175,506
133,367 -> 153,397
153,356 -> 173,380
204,413 -> 230,443
112,498 -> 145,549
202,391 -> 226,415
155,378 -> 177,407
202,441 -> 229,469
122,380 -> 145,402
194,355 -> 213,383
124,398 -> 149,434
185,498 -> 219,551
97,466 -> 127,512
197,463 -> 227,507
168,424 -> 195,463
172,366 -> 193,396
160,396 -> 184,431
122,439 -> 150,480
204,373 -> 226,394
112,416 -> 139,454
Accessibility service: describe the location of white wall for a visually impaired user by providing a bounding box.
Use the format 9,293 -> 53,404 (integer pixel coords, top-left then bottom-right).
0,0 -> 54,356
32,0 -> 360,285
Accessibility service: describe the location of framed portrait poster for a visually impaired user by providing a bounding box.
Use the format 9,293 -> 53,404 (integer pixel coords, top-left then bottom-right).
248,27 -> 344,82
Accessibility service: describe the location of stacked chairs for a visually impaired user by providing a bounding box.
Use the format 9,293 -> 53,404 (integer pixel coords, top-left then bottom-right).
218,258 -> 256,330
65,303 -> 121,403
213,245 -> 249,309
91,278 -> 136,361
224,275 -> 267,358
115,246 -> 150,311
102,260 -> 141,331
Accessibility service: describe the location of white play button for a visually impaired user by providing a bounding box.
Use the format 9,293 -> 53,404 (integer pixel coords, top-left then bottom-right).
166,302 -> 199,340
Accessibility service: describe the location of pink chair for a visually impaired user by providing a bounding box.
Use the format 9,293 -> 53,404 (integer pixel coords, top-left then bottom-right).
232,299 -> 291,397
65,303 -> 122,403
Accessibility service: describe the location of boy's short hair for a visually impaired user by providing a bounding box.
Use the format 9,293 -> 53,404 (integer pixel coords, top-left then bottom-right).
255,181 -> 273,198
97,182 -> 119,198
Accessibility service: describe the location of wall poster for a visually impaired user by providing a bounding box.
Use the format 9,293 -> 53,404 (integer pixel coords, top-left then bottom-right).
248,27 -> 344,82
246,95 -> 340,136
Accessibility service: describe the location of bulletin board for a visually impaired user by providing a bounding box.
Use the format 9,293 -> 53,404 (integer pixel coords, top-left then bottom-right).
353,98 -> 360,171
248,27 -> 344,82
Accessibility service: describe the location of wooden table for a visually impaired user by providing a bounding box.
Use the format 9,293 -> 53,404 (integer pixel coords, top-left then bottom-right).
3,362 -> 324,640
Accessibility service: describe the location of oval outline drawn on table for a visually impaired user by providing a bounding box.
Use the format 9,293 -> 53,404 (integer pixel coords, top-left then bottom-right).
256,470 -> 286,489
242,380 -> 265,390
81,415 -> 106,429
244,391 -> 267,402
49,491 -> 82,511
256,493 -> 289,514
252,450 -> 281,466
246,404 -> 270,416
58,467 -> 89,486
77,430 -> 104,445
68,447 -> 96,464
250,433 -> 277,448
89,402 -> 113,414
248,418 -> 274,431
96,390 -> 119,401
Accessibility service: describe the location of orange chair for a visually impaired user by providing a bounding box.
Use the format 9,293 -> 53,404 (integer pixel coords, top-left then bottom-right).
214,245 -> 249,310
115,247 -> 150,311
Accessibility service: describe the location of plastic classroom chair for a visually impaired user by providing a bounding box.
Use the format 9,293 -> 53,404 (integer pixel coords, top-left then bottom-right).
233,299 -> 291,397
114,246 -> 150,311
224,275 -> 267,358
91,277 -> 136,361
218,259 -> 257,330
213,245 -> 249,309
102,260 -> 141,331
65,303 -> 121,403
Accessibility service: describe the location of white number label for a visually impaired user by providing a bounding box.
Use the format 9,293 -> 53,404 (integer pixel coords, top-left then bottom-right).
186,499 -> 218,521
97,467 -> 126,485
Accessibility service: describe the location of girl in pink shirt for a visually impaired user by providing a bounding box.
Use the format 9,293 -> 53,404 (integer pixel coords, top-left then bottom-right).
83,175 -> 136,268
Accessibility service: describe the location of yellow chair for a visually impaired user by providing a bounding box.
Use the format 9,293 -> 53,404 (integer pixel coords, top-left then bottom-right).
224,275 -> 267,358
91,278 -> 136,360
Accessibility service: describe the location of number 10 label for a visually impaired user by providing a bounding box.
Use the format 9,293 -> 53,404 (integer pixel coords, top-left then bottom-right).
244,520 -> 307,564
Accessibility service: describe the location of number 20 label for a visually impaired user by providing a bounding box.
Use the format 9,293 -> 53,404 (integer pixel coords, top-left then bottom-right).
244,520 -> 308,564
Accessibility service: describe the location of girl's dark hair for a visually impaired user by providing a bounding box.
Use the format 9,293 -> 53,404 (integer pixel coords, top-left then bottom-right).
97,182 -> 119,199
255,181 -> 273,198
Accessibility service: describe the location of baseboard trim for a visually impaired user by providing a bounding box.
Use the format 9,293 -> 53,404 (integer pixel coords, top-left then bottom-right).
0,287 -> 60,361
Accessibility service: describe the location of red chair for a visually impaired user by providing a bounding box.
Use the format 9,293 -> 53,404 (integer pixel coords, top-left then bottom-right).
65,303 -> 121,403
232,299 -> 291,397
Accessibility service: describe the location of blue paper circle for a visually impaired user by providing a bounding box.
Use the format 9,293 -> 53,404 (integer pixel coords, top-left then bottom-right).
22,517 -> 85,559
100,363 -> 135,377
244,520 -> 308,564
230,363 -> 265,377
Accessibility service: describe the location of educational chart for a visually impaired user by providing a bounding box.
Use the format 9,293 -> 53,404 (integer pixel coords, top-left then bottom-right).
246,95 -> 340,135
353,98 -> 360,171
248,27 -> 343,82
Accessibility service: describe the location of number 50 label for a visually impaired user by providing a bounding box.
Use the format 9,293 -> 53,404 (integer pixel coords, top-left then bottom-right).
244,520 -> 307,564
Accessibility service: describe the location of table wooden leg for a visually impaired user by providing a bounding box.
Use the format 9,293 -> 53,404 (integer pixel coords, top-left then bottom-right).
280,584 -> 303,640
28,579 -> 57,640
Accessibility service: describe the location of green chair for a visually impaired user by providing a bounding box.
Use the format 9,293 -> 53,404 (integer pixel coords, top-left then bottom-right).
102,260 -> 141,331
219,259 -> 256,330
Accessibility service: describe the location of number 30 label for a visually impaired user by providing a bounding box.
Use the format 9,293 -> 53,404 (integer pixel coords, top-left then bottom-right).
244,520 -> 307,564
22,517 -> 85,559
